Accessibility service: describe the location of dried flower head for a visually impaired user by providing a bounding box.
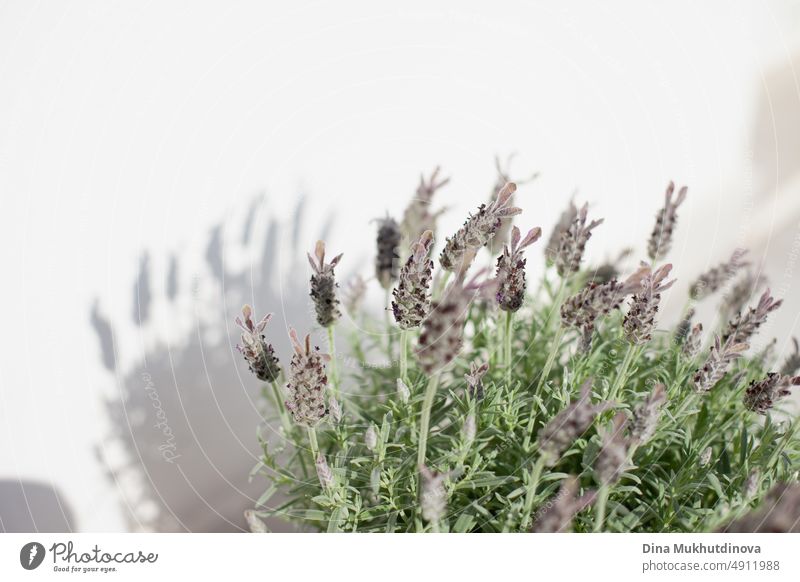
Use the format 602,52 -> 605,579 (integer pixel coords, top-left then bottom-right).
464,361 -> 490,401
488,154 -> 539,254
402,167 -> 449,241
308,241 -> 343,328
531,475 -> 597,533
419,465 -> 449,524
538,379 -> 612,466
781,338 -> 800,376
415,272 -> 486,374
341,275 -> 367,318
495,226 -> 542,312
682,322 -> 704,359
561,265 -> 650,350
544,197 -> 578,265
235,305 -> 281,383
743,372 -> 800,415
285,328 -> 330,426
630,383 -> 667,447
692,335 -> 749,393
375,216 -> 401,289
647,181 -> 688,261
690,248 -> 748,300
722,288 -> 783,346
392,230 -> 434,329
554,202 -> 604,278
720,482 -> 800,532
439,182 -> 521,272
595,413 -> 631,486
315,453 -> 334,490
623,263 -> 676,344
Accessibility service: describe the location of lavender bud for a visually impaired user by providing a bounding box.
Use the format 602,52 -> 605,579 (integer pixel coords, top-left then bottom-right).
623,263 -> 676,345
595,413 -> 631,486
419,465 -> 449,524
285,328 -> 330,426
397,378 -> 410,403
538,379 -> 612,466
699,446 -> 713,467
722,288 -> 783,346
692,335 -> 749,393
375,216 -> 401,289
365,424 -> 378,451
554,202 -> 604,278
244,509 -> 268,533
531,476 -> 597,533
465,361 -> 490,401
647,181 -> 688,261
781,338 -> 800,376
307,240 -> 343,328
630,383 -> 667,447
439,182 -> 521,272
392,230 -> 434,329
744,372 -> 800,415
495,226 -> 542,312
690,248 -> 748,300
315,453 -> 334,490
234,305 -> 281,383
401,167 -> 449,242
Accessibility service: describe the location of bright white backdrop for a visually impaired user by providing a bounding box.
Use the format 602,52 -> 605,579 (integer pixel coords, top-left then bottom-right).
1,0 -> 800,531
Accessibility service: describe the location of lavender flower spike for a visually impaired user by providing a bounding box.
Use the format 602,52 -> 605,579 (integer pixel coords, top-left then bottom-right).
781,338 -> 800,376
647,181 -> 688,261
439,182 -> 521,272
692,335 -> 749,393
495,226 -> 542,312
744,372 -> 800,415
722,287 -> 783,346
285,328 -> 330,426
315,453 -> 334,490
595,413 -> 631,486
690,248 -> 748,300
375,216 -> 401,289
555,202 -> 604,278
308,240 -> 343,328
401,167 -> 450,241
464,361 -> 490,401
531,476 -> 597,533
630,383 -> 667,447
392,230 -> 434,329
545,198 -> 578,265
537,378 -> 612,466
235,305 -> 281,383
682,322 -> 704,359
419,464 -> 449,525
623,263 -> 676,345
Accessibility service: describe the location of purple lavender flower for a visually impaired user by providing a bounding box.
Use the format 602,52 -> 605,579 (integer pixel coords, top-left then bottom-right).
722,288 -> 783,346
308,241 -> 343,328
392,230 -> 434,329
402,167 -> 449,241
629,383 -> 667,447
375,216 -> 401,289
647,181 -> 688,261
495,226 -> 542,312
595,413 -> 631,486
285,328 -> 330,426
690,248 -> 748,300
234,305 -> 281,383
744,372 -> 800,415
554,203 -> 604,278
464,361 -> 490,401
782,338 -> 800,376
623,263 -> 676,344
531,476 -> 597,533
692,335 -> 749,393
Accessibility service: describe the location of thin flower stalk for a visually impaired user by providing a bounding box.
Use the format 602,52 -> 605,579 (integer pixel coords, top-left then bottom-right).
722,288 -> 783,346
690,248 -> 748,300
647,181 -> 688,261
439,182 -> 521,272
692,335 -> 749,393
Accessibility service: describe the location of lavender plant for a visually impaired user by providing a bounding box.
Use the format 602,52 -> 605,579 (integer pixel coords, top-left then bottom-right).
244,168 -> 800,533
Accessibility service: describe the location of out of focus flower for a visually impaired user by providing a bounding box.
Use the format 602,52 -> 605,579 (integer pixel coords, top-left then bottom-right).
545,198 -> 578,266
554,203 -> 603,278
647,181 -> 688,261
720,482 -> 800,532
341,275 -> 367,318
681,322 -> 704,359
782,338 -> 800,376
316,453 -> 335,490
692,335 -> 748,393
629,383 -> 667,447
595,413 -> 631,486
419,465 -> 449,524
375,216 -> 401,289
464,361 -> 490,401
402,167 -> 449,241
690,248 -> 748,300
531,476 -> 597,533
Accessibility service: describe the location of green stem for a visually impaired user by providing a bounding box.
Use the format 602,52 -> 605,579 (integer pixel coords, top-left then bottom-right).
327,326 -> 340,401
521,455 -> 547,529
270,380 -> 294,436
504,310 -> 514,386
307,426 -> 320,461
608,343 -> 637,403
594,485 -> 610,532
400,329 -> 409,383
417,372 -> 441,468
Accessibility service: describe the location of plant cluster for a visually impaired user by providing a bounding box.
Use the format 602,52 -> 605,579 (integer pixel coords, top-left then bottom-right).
240,171 -> 800,533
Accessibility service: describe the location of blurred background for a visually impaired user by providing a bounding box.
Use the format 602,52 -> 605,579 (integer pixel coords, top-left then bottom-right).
1,0 -> 800,532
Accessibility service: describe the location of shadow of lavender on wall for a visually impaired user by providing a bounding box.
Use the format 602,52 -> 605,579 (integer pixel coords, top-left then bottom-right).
91,193 -> 338,532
